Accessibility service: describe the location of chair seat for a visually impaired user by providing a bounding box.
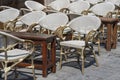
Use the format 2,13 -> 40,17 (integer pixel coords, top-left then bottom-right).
19,28 -> 28,32
60,40 -> 91,48
0,49 -> 30,61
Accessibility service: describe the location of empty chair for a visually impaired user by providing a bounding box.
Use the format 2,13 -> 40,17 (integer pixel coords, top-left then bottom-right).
59,15 -> 101,74
105,0 -> 120,7
89,2 -> 115,39
15,10 -> 46,32
85,0 -> 103,5
39,12 -> 69,35
25,0 -> 46,11
68,15 -> 101,54
104,0 -> 120,18
0,8 -> 20,31
68,1 -> 90,15
66,0 -> 90,20
0,31 -> 35,80
47,0 -> 70,12
89,2 -> 115,17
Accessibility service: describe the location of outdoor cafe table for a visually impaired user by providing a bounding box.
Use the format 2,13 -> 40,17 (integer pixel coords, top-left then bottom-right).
100,17 -> 119,51
9,32 -> 56,77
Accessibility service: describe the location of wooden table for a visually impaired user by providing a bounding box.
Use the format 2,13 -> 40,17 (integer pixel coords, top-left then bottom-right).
100,17 -> 119,51
10,32 -> 56,77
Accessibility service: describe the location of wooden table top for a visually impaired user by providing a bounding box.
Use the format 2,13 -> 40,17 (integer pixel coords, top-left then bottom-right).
99,17 -> 119,23
6,31 -> 56,41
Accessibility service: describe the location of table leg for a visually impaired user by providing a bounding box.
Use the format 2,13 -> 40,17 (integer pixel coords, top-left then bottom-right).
51,38 -> 56,73
106,24 -> 111,51
112,23 -> 117,49
42,41 -> 47,77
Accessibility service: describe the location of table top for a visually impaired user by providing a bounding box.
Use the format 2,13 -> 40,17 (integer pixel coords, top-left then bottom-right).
99,17 -> 119,23
8,32 -> 56,41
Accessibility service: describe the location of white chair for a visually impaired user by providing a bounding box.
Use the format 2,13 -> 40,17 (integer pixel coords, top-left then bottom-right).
0,8 -> 20,31
39,12 -> 69,49
85,0 -> 103,5
47,0 -> 70,12
15,10 -> 46,32
68,1 -> 90,15
0,31 -> 35,80
105,0 -> 120,7
66,1 -> 90,20
104,0 -> 120,18
59,15 -> 101,74
89,2 -> 115,17
25,0 -> 46,11
39,12 -> 69,35
89,2 -> 115,39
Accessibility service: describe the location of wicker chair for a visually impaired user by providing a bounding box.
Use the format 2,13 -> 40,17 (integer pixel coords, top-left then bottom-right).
39,12 -> 69,36
46,0 -> 70,13
0,31 -> 36,80
0,8 -> 20,31
24,0 -> 46,11
85,0 -> 104,5
59,15 -> 101,74
89,2 -> 115,17
89,2 -> 115,39
65,0 -> 90,20
14,10 -> 46,32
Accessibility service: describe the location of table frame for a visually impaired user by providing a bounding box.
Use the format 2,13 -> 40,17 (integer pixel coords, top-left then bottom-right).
100,17 -> 119,51
10,32 -> 56,77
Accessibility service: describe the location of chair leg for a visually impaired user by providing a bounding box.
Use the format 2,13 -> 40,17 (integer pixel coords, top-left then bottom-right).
32,67 -> 36,80
31,56 -> 36,80
4,63 -> 8,80
92,50 -> 99,67
4,72 -> 8,80
98,39 -> 100,56
81,49 -> 84,75
59,47 -> 63,69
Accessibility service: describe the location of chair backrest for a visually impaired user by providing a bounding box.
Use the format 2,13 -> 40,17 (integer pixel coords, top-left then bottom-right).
68,1 -> 90,14
25,0 -> 46,11
0,31 -> 24,49
0,8 -> 20,23
67,15 -> 101,34
85,0 -> 103,5
39,12 -> 69,31
18,11 -> 46,26
105,0 -> 120,7
48,0 -> 70,11
0,6 -> 13,11
89,2 -> 115,17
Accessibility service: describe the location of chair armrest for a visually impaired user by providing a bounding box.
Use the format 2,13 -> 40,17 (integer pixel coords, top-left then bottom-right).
23,40 -> 35,54
54,26 -> 69,40
20,8 -> 31,15
4,18 -> 18,31
26,23 -> 39,32
59,8 -> 70,14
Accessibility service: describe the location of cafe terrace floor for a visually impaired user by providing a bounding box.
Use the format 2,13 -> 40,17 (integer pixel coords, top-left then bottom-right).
2,38 -> 120,80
